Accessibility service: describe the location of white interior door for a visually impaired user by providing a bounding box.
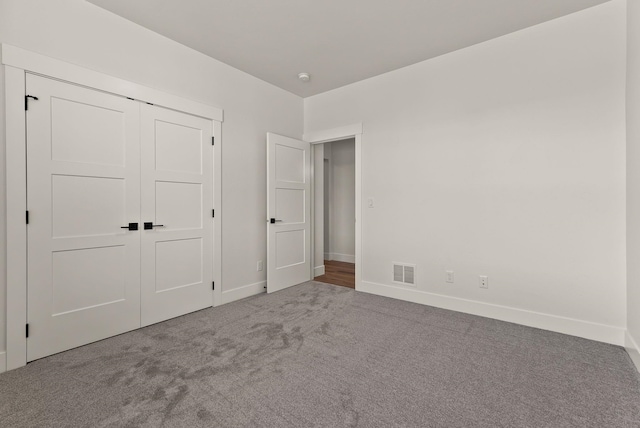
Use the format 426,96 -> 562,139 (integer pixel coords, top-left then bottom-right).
140,104 -> 214,326
267,133 -> 311,293
26,74 -> 141,361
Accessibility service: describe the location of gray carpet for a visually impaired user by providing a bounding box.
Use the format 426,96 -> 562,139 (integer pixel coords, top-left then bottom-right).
1,281 -> 639,427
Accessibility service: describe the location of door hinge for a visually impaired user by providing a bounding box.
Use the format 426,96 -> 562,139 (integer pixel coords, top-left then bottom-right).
26,211 -> 29,225
212,281 -> 215,290
26,323 -> 29,338
212,136 -> 215,146
25,95 -> 39,111
212,209 -> 215,218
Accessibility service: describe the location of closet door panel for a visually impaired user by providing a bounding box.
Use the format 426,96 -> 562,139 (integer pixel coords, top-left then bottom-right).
26,74 -> 141,361
140,104 -> 214,326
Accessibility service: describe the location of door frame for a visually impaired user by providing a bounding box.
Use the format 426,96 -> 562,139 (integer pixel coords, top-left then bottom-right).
304,123 -> 363,291
1,44 -> 224,372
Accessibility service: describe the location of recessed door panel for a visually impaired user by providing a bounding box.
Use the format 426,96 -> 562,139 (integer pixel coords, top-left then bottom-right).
155,238 -> 203,292
141,104 -> 213,326
267,133 -> 311,293
155,120 -> 203,174
275,188 -> 305,224
51,97 -> 126,166
275,230 -> 305,268
52,246 -> 126,315
155,181 -> 202,230
26,74 -> 141,362
52,175 -> 125,238
275,144 -> 305,183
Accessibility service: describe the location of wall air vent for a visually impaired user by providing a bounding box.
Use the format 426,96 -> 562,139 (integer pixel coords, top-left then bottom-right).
393,262 -> 416,286
394,264 -> 404,282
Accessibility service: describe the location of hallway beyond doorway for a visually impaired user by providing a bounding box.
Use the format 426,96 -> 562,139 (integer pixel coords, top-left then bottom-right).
315,260 -> 355,289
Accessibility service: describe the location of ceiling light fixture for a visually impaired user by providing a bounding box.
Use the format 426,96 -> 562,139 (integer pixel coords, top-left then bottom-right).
298,72 -> 310,82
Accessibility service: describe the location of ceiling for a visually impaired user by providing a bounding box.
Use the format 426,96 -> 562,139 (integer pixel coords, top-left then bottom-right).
88,0 -> 611,97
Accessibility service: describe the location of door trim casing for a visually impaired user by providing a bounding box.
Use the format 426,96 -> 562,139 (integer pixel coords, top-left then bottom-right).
1,44 -> 224,372
304,123 -> 363,292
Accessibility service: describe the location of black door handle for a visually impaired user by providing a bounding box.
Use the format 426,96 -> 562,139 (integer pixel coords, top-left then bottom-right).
270,218 -> 283,224
120,222 -> 138,231
144,222 -> 165,230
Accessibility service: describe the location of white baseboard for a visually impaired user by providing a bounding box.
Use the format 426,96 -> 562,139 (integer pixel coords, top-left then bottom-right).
220,281 -> 266,305
326,253 -> 355,264
314,265 -> 325,277
625,331 -> 640,372
358,280 -> 625,346
0,352 -> 6,374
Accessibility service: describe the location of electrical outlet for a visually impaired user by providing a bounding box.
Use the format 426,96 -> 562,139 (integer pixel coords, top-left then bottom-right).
479,275 -> 488,289
257,260 -> 263,271
446,271 -> 454,283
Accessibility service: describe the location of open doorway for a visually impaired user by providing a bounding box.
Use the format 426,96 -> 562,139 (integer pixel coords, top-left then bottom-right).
314,138 -> 356,288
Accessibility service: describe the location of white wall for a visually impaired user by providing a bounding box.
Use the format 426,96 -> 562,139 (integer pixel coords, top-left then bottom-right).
626,0 -> 640,370
0,0 -> 302,355
305,0 -> 627,344
325,139 -> 355,262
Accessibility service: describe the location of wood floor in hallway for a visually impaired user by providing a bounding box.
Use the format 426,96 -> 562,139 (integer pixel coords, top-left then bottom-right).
314,260 -> 355,289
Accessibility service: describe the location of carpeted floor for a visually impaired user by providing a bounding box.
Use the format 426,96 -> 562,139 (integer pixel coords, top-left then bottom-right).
1,281 -> 639,427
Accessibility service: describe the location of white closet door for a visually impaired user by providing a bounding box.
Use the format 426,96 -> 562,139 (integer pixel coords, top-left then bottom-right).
140,104 -> 214,326
266,132 -> 311,293
26,74 -> 141,361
